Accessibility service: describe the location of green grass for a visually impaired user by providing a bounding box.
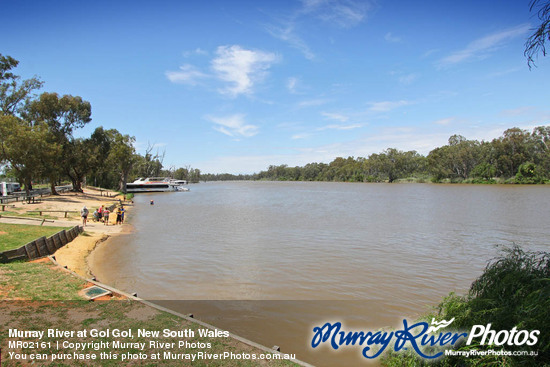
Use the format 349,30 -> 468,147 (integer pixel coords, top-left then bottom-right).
0,223 -> 71,252
0,261 -> 87,300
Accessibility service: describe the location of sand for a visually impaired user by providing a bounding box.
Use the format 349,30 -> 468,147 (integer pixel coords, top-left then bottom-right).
0,187 -> 132,278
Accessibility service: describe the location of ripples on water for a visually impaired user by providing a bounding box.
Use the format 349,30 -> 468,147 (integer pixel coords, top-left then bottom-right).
90,182 -> 549,366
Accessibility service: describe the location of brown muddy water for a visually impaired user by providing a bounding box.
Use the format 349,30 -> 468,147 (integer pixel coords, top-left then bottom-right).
89,181 -> 550,366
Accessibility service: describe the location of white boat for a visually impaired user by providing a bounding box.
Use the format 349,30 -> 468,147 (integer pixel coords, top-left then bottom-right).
126,177 -> 179,193
170,179 -> 190,192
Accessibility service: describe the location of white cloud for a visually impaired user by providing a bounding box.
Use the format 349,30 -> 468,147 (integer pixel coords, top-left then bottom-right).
319,123 -> 363,130
398,73 -> 418,85
292,133 -> 312,140
211,45 -> 279,97
321,111 -> 349,122
384,32 -> 401,43
183,48 -> 208,57
433,117 -> 455,126
297,98 -> 331,108
206,114 -> 259,138
437,24 -> 531,67
266,23 -> 316,60
368,100 -> 412,112
301,0 -> 370,28
287,77 -> 299,93
266,0 -> 371,60
165,64 -> 208,85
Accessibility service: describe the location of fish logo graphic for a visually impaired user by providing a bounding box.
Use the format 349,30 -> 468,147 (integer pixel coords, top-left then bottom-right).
427,318 -> 455,333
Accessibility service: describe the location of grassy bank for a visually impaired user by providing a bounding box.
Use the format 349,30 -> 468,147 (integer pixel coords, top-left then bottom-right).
0,259 -> 298,366
0,223 -> 71,252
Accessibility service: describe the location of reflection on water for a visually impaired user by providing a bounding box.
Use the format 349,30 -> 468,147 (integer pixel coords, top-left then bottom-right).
90,182 -> 550,366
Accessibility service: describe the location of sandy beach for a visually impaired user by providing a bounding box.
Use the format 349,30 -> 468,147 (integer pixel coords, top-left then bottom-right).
0,187 -> 131,278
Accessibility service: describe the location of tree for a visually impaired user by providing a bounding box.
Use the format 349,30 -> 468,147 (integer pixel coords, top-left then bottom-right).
369,148 -> 423,183
63,138 -> 96,192
490,128 -> 536,178
525,0 -> 550,67
23,92 -> 92,193
134,143 -> 165,178
0,54 -> 43,116
106,130 -> 137,193
87,126 -> 115,188
0,115 -> 59,194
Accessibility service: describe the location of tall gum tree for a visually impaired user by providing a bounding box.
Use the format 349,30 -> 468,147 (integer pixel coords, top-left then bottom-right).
23,92 -> 92,193
0,54 -> 44,191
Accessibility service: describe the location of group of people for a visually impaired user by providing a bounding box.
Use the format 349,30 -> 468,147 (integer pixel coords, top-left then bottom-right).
81,204 -> 125,226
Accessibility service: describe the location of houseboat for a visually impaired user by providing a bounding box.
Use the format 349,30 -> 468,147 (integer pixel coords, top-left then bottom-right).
126,177 -> 180,193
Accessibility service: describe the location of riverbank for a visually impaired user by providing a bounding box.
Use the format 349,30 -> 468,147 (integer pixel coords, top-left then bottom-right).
0,186 -> 128,278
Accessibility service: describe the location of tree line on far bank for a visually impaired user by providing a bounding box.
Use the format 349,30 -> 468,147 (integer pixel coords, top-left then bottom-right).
202,126 -> 550,184
0,54 -> 200,194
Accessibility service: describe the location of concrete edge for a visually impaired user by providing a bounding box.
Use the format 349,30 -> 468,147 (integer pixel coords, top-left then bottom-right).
47,255 -> 315,367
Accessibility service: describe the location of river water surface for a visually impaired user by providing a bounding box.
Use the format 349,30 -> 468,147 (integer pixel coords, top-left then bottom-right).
89,182 -> 549,366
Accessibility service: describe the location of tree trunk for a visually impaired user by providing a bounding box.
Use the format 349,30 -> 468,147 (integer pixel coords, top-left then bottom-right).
71,177 -> 83,192
49,179 -> 59,195
119,170 -> 129,193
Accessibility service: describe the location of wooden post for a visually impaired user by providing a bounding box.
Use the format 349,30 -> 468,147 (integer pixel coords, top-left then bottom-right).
60,230 -> 69,245
23,244 -> 31,260
45,237 -> 56,254
36,237 -> 49,255
34,241 -> 42,257
52,233 -> 62,249
66,228 -> 74,242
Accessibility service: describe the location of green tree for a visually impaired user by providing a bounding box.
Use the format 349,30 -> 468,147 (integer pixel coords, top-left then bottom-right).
87,126 -> 116,188
174,167 -> 189,181
23,92 -> 92,193
63,138 -> 96,192
188,168 -> 201,183
0,115 -> 59,193
427,135 -> 482,181
369,148 -> 423,183
133,143 -> 165,178
515,162 -> 545,184
106,130 -> 137,193
489,128 -> 536,178
0,54 -> 43,116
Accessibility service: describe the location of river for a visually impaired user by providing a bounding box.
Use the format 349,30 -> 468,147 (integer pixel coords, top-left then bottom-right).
89,181 -> 550,366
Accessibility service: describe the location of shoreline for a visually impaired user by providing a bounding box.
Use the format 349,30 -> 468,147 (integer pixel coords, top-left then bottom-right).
0,186 -> 131,278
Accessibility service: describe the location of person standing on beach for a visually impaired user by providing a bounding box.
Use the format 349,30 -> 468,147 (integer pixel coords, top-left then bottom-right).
116,206 -> 122,225
98,205 -> 104,222
120,205 -> 125,223
80,206 -> 89,227
103,208 -> 110,225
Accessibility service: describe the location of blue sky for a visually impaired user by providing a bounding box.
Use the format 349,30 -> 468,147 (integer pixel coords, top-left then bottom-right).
2,0 -> 550,174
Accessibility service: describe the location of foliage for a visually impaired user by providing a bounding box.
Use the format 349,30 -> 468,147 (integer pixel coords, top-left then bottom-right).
382,246 -> 550,366
525,0 -> 550,67
0,54 -> 43,116
515,162 -> 546,184
0,115 -> 60,192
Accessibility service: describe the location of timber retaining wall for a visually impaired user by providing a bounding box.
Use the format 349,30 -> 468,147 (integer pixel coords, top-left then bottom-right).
0,226 -> 83,263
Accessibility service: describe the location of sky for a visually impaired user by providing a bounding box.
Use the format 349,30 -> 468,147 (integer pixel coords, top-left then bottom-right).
2,0 -> 550,174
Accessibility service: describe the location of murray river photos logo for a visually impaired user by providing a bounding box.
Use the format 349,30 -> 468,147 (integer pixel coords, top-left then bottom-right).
311,318 -> 540,360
